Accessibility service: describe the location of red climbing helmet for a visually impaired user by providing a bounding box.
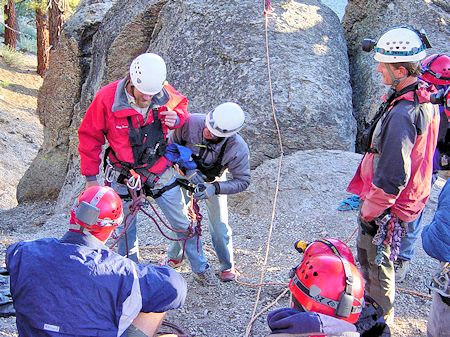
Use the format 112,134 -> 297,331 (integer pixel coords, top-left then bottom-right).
421,54 -> 450,86
298,238 -> 355,265
289,254 -> 365,324
70,186 -> 124,241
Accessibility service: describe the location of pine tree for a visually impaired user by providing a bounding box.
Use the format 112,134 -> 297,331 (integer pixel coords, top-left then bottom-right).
3,0 -> 17,48
48,0 -> 68,50
35,1 -> 49,76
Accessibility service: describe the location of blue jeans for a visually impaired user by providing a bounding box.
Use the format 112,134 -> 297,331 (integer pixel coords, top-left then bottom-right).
398,211 -> 424,262
168,191 -> 234,272
155,183 -> 208,273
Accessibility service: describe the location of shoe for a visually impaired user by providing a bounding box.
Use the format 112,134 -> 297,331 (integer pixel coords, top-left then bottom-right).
219,268 -> 239,282
193,267 -> 218,286
160,256 -> 184,269
394,259 -> 410,282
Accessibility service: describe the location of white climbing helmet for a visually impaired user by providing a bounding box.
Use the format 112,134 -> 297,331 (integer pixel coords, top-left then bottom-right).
129,53 -> 167,95
205,102 -> 245,138
374,27 -> 427,63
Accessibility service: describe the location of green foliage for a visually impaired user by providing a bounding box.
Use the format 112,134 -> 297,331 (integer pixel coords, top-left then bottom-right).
0,79 -> 11,88
69,0 -> 81,12
0,0 -> 82,53
0,44 -> 25,67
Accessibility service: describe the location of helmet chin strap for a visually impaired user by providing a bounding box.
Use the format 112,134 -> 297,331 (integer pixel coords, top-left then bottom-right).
385,63 -> 408,91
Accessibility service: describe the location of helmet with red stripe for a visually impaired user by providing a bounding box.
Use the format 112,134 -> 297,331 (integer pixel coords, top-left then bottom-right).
70,186 -> 123,241
289,254 -> 365,324
421,54 -> 450,86
301,238 -> 355,265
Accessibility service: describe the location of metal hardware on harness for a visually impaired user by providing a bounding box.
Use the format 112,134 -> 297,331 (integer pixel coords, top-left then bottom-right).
127,169 -> 142,191
427,262 -> 450,298
193,183 -> 206,194
105,163 -> 115,183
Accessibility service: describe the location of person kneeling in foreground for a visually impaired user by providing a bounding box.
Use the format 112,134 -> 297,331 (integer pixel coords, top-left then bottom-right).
267,238 -> 390,337
6,186 -> 187,337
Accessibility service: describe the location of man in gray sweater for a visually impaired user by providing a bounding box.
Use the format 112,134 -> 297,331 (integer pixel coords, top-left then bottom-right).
164,102 -> 250,284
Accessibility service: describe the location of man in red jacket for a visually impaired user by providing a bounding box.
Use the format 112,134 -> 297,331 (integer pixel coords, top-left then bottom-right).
347,26 -> 439,324
78,53 -> 189,263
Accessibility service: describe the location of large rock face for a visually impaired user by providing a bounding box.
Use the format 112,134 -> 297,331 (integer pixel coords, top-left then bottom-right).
16,1 -> 115,203
18,0 -> 168,208
342,0 -> 450,151
18,0 -> 355,208
150,0 -> 355,166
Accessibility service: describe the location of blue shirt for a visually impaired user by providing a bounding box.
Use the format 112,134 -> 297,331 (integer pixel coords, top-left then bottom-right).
422,179 -> 450,262
6,231 -> 187,336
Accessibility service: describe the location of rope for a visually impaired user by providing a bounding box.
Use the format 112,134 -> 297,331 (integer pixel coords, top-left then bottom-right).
157,319 -> 191,337
397,287 -> 432,300
245,288 -> 290,334
245,2 -> 284,336
109,185 -> 201,261
236,278 -> 287,288
344,226 -> 358,244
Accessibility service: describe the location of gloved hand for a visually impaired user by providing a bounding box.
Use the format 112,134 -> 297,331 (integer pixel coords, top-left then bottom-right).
193,183 -> 216,200
185,169 -> 206,185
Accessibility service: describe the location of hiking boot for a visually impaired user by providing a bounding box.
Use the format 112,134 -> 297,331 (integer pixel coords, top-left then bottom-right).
219,268 -> 239,282
160,256 -> 184,269
394,259 -> 410,283
193,267 -> 218,287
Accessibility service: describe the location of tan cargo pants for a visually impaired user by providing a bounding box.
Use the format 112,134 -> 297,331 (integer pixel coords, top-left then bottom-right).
356,217 -> 395,325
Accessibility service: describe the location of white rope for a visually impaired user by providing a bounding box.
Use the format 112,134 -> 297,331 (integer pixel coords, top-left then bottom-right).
244,1 -> 285,336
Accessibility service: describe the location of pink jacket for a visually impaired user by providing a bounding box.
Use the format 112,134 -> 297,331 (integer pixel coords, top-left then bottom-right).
348,84 -> 440,222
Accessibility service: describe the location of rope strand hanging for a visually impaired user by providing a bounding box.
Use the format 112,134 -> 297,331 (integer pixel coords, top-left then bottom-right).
244,1 -> 285,336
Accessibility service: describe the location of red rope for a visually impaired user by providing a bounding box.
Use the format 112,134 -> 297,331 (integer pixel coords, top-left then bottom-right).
109,186 -> 203,259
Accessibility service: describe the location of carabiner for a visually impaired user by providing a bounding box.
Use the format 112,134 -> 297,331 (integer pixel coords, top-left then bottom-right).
127,170 -> 142,191
105,163 -> 115,183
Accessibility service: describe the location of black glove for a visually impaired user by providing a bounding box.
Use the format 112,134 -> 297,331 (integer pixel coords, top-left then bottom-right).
185,169 -> 206,185
193,183 -> 217,200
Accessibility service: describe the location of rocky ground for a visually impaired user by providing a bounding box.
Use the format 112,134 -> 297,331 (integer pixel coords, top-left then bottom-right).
0,52 -> 446,337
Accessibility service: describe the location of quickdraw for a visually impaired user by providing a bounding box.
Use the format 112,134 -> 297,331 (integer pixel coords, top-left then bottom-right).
372,213 -> 407,266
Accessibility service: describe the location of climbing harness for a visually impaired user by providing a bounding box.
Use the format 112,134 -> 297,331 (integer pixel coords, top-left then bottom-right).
361,83 -> 419,153
108,175 -> 204,260
190,139 -> 229,182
